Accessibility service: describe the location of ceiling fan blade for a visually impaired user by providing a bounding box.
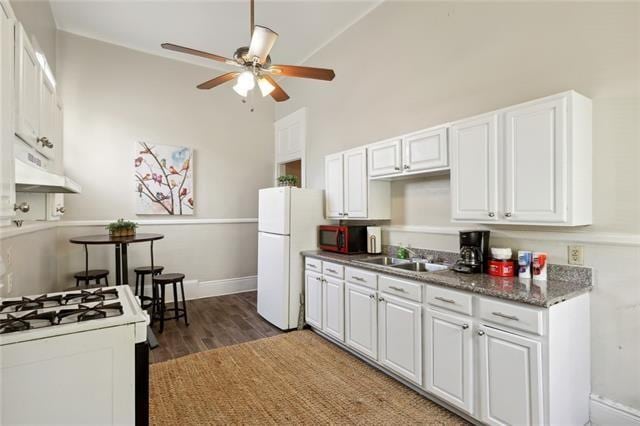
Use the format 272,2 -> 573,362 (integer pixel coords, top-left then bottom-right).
197,72 -> 240,90
248,26 -> 279,64
269,65 -> 335,81
262,75 -> 290,102
161,43 -> 237,65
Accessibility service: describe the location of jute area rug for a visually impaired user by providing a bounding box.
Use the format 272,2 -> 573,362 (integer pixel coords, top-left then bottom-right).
150,330 -> 468,425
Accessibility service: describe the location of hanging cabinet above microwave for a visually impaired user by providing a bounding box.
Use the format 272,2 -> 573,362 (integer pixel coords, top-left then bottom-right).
367,125 -> 449,180
450,90 -> 592,226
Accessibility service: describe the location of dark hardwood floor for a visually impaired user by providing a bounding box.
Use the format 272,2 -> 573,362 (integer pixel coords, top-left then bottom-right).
149,291 -> 283,364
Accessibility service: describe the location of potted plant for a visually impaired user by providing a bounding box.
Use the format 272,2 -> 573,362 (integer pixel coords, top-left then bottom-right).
277,175 -> 298,187
106,219 -> 138,237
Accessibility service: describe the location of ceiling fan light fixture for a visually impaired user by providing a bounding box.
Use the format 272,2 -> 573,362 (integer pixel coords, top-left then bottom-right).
233,71 -> 256,97
232,82 -> 249,97
257,77 -> 275,97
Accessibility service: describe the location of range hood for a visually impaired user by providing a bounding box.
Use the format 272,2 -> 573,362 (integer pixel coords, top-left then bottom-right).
15,159 -> 82,193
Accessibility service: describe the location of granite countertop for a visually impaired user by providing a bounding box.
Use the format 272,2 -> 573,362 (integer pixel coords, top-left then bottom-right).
302,250 -> 592,308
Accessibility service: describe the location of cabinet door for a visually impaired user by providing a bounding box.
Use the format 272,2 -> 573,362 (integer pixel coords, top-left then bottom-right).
322,276 -> 344,341
275,108 -> 305,164
503,97 -> 567,223
425,308 -> 473,414
478,325 -> 543,426
304,271 -> 323,329
450,114 -> 499,221
0,4 -> 15,220
51,99 -> 63,174
378,293 -> 422,385
368,138 -> 402,177
345,282 -> 377,360
403,127 -> 448,173
324,153 -> 344,218
38,71 -> 55,159
15,24 -> 39,147
343,147 -> 367,218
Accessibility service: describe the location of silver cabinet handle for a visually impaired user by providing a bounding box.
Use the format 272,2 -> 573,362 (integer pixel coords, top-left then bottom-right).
338,212 -> 344,216
477,330 -> 485,336
369,294 -> 375,299
378,297 -> 385,302
306,264 -> 316,269
492,311 -> 519,321
37,136 -> 53,148
352,276 -> 365,282
488,212 -> 495,217
462,324 -> 469,330
403,164 -> 410,170
13,202 -> 30,213
326,268 -> 337,274
394,166 -> 400,171
343,212 -> 349,216
435,296 -> 455,304
315,277 -> 322,281
389,286 -> 407,293
56,206 -> 65,214
504,212 -> 512,218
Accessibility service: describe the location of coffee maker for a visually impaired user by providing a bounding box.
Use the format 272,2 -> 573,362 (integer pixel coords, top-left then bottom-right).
452,230 -> 490,274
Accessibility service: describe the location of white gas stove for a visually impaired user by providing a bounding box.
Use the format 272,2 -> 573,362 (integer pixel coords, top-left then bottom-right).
0,285 -> 149,425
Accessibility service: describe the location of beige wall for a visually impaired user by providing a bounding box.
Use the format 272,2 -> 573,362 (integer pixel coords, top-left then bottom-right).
276,1 -> 640,411
10,0 -> 57,72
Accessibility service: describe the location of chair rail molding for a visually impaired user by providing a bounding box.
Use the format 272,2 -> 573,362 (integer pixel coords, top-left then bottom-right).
384,225 -> 640,247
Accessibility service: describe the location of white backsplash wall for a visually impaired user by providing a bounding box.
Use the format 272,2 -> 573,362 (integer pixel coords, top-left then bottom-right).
275,0 -> 640,414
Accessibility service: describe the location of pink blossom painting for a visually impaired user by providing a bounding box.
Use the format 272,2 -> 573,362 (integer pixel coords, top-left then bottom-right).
134,142 -> 194,215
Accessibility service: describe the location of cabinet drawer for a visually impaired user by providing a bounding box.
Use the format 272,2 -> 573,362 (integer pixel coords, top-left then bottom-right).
345,267 -> 377,289
426,285 -> 472,316
478,297 -> 544,336
322,261 -> 344,279
305,257 -> 322,272
379,275 -> 422,303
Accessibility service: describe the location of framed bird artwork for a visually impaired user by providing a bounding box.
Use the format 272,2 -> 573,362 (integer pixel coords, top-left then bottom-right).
134,141 -> 194,215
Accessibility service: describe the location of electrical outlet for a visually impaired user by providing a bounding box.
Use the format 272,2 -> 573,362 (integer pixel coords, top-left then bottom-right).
7,272 -> 13,294
568,245 -> 584,265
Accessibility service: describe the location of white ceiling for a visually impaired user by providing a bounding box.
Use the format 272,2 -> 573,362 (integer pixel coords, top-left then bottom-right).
50,0 -> 381,70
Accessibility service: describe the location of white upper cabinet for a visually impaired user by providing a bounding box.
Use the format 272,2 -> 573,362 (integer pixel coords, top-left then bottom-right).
503,97 -> 566,223
403,126 -> 448,174
324,152 -> 344,218
368,138 -> 402,177
343,147 -> 368,218
450,113 -> 499,221
15,23 -> 39,147
324,149 -> 390,220
38,69 -> 56,159
451,91 -> 592,226
367,125 -> 449,179
0,1 -> 15,221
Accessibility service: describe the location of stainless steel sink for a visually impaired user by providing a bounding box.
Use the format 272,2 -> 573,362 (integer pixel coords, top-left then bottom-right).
391,262 -> 448,273
357,257 -> 410,266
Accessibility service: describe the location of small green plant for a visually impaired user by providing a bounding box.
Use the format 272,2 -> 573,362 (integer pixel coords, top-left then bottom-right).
106,218 -> 138,237
277,174 -> 298,187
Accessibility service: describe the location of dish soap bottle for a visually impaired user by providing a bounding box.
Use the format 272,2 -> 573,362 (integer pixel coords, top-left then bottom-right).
397,246 -> 409,259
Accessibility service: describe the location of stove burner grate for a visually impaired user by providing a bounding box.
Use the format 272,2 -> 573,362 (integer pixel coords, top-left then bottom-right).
57,302 -> 124,324
0,311 -> 57,334
0,295 -> 64,313
63,288 -> 118,304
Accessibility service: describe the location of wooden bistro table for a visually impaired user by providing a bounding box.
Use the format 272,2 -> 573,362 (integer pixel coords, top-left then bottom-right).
69,233 -> 164,290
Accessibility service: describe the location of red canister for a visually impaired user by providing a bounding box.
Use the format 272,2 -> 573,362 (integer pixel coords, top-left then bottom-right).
488,259 -> 515,277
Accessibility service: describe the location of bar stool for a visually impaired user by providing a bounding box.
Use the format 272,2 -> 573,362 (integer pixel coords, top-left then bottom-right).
151,273 -> 188,333
74,269 -> 109,287
134,265 -> 164,309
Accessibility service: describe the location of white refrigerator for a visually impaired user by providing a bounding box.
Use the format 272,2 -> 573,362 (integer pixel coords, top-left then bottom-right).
257,186 -> 325,330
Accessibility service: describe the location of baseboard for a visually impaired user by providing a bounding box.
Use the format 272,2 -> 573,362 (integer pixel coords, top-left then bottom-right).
139,275 -> 257,303
591,394 -> 640,425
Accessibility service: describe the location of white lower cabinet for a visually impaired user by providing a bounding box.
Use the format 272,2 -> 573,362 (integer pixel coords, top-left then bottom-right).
345,282 -> 378,360
322,276 -> 344,341
305,259 -> 589,425
424,308 -> 474,414
378,293 -> 422,385
304,271 -> 323,329
478,325 -> 543,426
